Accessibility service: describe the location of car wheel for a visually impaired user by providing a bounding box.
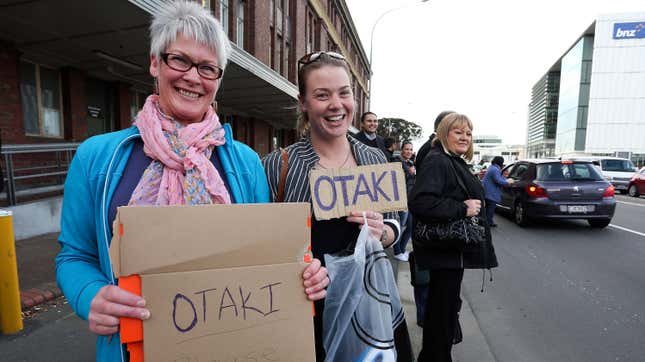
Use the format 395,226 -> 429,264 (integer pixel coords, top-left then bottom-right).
628,185 -> 640,197
588,219 -> 611,228
514,201 -> 529,227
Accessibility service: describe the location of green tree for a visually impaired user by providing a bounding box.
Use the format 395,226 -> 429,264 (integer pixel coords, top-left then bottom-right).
377,117 -> 423,142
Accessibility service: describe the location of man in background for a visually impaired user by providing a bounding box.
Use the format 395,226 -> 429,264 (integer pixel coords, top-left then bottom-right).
384,137 -> 397,161
353,111 -> 388,157
394,141 -> 416,262
415,110 -> 454,170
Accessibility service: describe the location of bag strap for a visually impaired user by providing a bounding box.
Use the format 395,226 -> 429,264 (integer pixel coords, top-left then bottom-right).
276,148 -> 289,202
446,157 -> 473,200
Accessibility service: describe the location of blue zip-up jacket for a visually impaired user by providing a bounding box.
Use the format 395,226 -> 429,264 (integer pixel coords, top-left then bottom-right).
55,125 -> 269,361
481,164 -> 510,203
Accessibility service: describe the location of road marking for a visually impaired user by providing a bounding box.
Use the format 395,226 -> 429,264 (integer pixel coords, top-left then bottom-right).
609,224 -> 645,238
616,200 -> 645,207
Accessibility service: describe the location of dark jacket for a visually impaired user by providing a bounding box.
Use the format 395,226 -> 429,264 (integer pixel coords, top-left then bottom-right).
399,156 -> 416,195
353,131 -> 388,158
414,133 -> 436,170
408,147 -> 498,270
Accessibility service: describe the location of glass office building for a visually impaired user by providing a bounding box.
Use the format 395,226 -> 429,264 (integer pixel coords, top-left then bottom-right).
529,12 -> 645,167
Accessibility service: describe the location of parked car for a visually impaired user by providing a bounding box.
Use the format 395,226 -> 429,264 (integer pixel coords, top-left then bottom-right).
570,156 -> 637,194
497,159 -> 616,228
627,167 -> 645,197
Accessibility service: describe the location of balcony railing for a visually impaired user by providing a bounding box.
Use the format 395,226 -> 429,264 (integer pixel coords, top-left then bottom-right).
1,143 -> 79,206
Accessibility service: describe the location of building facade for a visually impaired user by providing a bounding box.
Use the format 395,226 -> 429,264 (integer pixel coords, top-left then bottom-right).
527,68 -> 560,158
0,0 -> 371,205
0,0 -> 370,151
529,12 -> 645,167
473,135 -> 524,165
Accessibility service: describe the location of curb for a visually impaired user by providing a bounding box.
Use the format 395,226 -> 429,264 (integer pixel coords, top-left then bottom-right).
20,282 -> 62,310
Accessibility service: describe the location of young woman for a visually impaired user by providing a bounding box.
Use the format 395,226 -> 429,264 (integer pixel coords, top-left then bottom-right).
262,51 -> 411,361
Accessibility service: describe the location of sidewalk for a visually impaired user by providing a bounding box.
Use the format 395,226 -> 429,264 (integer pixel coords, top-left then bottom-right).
14,232 -> 62,310
389,249 -> 496,362
13,233 -> 495,361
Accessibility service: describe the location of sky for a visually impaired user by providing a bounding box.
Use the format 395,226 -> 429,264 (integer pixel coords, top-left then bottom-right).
344,0 -> 644,150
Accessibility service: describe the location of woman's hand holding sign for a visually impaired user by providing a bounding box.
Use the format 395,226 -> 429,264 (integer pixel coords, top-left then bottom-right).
347,211 -> 394,247
88,285 -> 150,335
302,258 -> 329,301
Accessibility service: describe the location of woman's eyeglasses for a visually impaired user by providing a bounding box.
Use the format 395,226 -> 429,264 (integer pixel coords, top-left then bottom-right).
161,53 -> 223,80
298,51 -> 346,67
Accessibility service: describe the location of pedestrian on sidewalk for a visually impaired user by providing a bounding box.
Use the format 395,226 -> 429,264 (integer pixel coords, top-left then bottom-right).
482,156 -> 514,227
409,110 -> 454,327
384,137 -> 398,162
394,140 -> 416,262
415,110 -> 454,171
409,113 -> 498,362
55,3 -> 328,361
262,51 -> 412,361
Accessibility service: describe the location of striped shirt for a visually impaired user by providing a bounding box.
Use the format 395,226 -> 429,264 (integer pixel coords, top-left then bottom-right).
262,135 -> 400,244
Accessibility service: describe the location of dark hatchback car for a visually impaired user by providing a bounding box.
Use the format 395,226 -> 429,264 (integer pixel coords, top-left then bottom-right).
497,159 -> 616,228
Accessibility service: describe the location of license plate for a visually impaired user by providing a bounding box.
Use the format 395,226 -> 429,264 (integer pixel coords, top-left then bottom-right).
568,205 -> 590,213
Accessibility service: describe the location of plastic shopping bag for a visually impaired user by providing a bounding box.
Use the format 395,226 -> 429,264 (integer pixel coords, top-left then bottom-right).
323,213 -> 406,362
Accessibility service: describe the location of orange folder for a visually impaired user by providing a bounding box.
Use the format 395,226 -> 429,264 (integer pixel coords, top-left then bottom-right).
119,274 -> 143,362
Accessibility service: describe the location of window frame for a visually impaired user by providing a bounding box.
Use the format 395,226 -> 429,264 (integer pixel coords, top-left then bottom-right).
20,60 -> 64,139
236,0 -> 245,48
509,162 -> 529,180
220,0 -> 229,35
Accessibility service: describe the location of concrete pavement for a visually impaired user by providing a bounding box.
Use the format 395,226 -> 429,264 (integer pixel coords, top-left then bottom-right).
13,232 -> 62,310
7,232 -> 496,361
390,252 -> 496,362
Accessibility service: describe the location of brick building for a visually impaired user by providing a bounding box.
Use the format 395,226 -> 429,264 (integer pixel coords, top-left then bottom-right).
0,0 -> 371,207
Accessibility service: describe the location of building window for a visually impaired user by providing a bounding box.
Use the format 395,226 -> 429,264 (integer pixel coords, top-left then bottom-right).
276,0 -> 283,35
236,0 -> 245,48
285,41 -> 290,78
20,61 -> 63,137
270,26 -> 275,69
277,34 -> 283,74
284,0 -> 291,42
270,0 -> 275,68
306,9 -> 315,54
220,0 -> 229,35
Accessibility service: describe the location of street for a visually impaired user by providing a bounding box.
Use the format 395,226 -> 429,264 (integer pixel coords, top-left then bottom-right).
462,194 -> 645,362
2,195 -> 644,361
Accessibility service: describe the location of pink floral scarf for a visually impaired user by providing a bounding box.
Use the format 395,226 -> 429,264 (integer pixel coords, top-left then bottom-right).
129,95 -> 231,206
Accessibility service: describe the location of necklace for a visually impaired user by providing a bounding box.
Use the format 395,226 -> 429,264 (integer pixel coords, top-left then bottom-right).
316,147 -> 352,169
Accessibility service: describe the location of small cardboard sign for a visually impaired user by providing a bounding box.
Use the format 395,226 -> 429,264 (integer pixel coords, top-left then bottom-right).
309,163 -> 407,220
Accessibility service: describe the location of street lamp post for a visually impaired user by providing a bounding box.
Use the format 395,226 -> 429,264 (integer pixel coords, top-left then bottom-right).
367,0 -> 429,109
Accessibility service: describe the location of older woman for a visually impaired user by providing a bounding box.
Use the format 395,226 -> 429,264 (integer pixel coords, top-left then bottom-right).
409,113 -> 498,362
55,2 -> 327,360
262,52 -> 411,361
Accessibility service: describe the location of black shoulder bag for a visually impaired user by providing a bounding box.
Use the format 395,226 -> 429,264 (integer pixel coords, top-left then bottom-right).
413,158 -> 486,251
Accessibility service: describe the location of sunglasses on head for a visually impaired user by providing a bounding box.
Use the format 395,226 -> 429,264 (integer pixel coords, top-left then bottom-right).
298,51 -> 346,67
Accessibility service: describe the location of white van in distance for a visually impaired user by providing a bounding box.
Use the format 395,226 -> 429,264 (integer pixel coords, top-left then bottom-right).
570,156 -> 638,193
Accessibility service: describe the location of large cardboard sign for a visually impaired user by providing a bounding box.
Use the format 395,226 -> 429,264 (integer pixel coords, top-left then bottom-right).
309,163 -> 407,220
110,203 -> 315,361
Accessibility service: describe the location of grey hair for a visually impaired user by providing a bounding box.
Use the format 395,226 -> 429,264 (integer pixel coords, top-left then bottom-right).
150,1 -> 231,70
